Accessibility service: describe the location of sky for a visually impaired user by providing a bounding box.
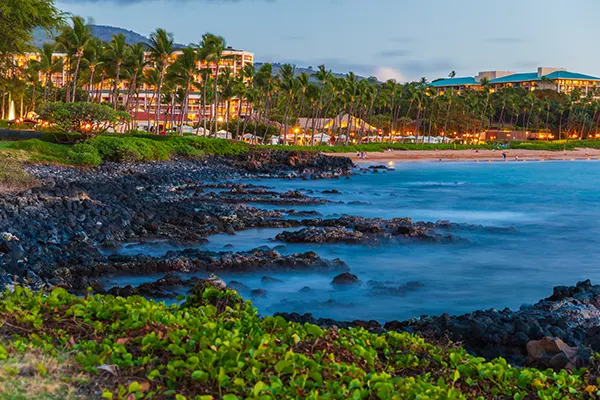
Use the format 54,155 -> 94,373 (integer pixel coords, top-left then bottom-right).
56,0 -> 600,82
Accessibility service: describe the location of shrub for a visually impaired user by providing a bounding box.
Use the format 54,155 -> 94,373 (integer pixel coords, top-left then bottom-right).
67,143 -> 102,166
38,102 -> 129,137
11,139 -> 70,163
0,285 -> 597,399
41,131 -> 83,144
173,144 -> 203,158
0,120 -> 8,128
88,136 -> 172,163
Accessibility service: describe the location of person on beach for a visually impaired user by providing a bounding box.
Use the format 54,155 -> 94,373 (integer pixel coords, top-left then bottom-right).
515,155 -> 519,161
502,151 -> 507,161
356,151 -> 360,157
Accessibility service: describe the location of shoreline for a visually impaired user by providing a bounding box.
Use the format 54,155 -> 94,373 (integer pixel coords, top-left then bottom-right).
331,148 -> 600,163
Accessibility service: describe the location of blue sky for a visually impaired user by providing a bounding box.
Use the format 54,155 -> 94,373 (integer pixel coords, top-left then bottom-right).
56,0 -> 600,82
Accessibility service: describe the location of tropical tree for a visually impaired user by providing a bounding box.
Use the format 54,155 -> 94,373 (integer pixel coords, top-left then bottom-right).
56,16 -> 92,103
104,33 -> 130,110
168,46 -> 199,134
202,33 -> 227,133
30,43 -> 63,103
147,28 -> 175,131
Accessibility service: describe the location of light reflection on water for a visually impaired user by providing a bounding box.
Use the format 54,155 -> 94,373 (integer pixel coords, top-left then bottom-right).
106,161 -> 600,322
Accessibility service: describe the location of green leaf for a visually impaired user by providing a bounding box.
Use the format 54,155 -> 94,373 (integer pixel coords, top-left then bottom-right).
253,381 -> 268,396
452,369 -> 460,383
191,370 -> 208,382
128,381 -> 141,393
223,395 -> 239,400
305,323 -> 324,337
101,391 -> 114,399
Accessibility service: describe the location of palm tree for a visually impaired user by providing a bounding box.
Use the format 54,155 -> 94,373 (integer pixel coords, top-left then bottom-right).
83,37 -> 105,103
147,28 -> 175,132
233,63 -> 253,139
278,63 -> 296,144
168,46 -> 199,134
30,43 -> 63,103
202,33 -> 227,133
104,33 -> 130,110
56,16 -> 92,103
144,67 -> 160,132
123,42 -> 147,113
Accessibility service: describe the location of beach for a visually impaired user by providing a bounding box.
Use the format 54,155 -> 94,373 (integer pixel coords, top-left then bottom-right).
334,148 -> 600,163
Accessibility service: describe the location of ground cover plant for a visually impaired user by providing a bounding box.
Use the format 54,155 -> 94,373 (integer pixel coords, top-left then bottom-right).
0,283 -> 599,399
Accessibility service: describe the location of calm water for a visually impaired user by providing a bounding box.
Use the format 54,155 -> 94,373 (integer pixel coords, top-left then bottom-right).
108,160 -> 600,322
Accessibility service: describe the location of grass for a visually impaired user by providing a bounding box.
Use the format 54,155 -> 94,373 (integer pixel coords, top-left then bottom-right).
0,284 -> 598,399
0,349 -> 86,399
5,135 -> 600,168
0,159 -> 38,193
0,141 -> 17,149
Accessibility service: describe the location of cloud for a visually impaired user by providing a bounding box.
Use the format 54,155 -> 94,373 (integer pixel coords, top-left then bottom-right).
374,67 -> 407,83
389,36 -> 417,44
484,37 -> 526,44
399,58 -> 459,78
376,49 -> 411,59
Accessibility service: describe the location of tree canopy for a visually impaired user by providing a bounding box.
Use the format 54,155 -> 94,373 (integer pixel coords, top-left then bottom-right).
0,0 -> 61,55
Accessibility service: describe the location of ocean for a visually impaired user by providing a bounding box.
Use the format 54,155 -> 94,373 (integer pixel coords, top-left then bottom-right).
106,160 -> 600,322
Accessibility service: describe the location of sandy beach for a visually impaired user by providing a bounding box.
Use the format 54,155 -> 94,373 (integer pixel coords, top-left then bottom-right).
333,148 -> 600,163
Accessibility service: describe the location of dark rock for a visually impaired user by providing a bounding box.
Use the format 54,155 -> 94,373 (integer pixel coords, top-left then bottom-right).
332,272 -> 360,286
525,337 -> 591,371
261,276 -> 284,284
250,289 -> 267,298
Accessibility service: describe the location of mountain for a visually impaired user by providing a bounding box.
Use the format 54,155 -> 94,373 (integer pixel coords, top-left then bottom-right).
89,25 -> 151,45
32,25 -> 177,47
255,63 -> 372,82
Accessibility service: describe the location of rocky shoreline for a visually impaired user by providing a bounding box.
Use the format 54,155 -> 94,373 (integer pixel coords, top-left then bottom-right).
1,151 -> 598,371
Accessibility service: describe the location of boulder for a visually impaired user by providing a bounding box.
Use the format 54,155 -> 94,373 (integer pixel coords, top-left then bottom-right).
525,337 -> 591,371
332,272 -> 360,286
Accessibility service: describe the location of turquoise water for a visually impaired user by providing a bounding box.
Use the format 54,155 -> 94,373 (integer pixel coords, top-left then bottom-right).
110,161 -> 600,322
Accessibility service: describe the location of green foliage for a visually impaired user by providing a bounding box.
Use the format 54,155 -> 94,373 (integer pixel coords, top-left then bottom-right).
173,144 -> 204,158
0,120 -> 8,128
67,143 -> 102,166
0,286 -> 597,399
261,142 -> 493,153
10,139 -> 71,163
38,102 -> 125,137
41,132 -> 83,144
0,0 -> 61,54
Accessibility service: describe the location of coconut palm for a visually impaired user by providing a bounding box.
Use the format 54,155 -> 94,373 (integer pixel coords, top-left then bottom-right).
202,33 -> 227,133
30,43 -> 63,103
122,42 -> 147,113
147,28 -> 175,131
55,16 -> 92,103
82,37 -> 105,103
168,46 -> 199,134
104,33 -> 130,110
278,63 -> 296,143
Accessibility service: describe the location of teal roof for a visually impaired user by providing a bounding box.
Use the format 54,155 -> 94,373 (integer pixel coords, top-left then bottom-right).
488,73 -> 538,84
542,71 -> 600,81
429,77 -> 479,87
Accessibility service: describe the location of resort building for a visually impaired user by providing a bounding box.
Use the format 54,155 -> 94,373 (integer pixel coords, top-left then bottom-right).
429,67 -> 600,96
11,47 -> 255,128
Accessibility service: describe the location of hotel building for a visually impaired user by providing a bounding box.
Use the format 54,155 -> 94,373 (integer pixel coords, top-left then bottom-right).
429,67 -> 600,96
11,47 -> 255,127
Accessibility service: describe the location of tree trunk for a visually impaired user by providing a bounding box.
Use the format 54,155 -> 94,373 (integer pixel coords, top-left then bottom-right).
155,62 -> 166,132
113,62 -> 121,110
179,79 -> 191,136
212,64 -> 220,134
71,54 -> 83,102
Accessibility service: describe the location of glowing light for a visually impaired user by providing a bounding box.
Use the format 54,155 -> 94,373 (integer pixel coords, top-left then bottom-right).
388,161 -> 395,167
217,116 -> 224,122
8,101 -> 15,121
